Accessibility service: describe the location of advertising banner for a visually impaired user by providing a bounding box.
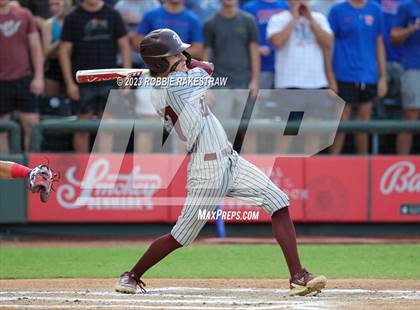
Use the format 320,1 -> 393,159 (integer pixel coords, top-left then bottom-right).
304,157 -> 369,222
371,156 -> 420,222
28,154 -> 419,223
28,154 -> 172,222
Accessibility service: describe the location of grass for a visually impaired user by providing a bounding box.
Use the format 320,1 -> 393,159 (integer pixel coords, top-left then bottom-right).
0,244 -> 419,280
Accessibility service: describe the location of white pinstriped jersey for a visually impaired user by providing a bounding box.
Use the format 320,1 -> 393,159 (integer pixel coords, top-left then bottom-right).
149,67 -> 289,246
151,68 -> 229,153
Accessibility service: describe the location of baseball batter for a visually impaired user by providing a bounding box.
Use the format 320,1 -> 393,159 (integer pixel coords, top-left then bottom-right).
115,29 -> 326,297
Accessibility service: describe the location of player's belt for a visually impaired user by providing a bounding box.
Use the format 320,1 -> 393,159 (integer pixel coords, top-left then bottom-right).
203,146 -> 232,161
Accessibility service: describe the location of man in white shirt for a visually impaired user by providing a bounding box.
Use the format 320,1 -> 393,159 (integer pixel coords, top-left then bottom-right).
266,0 -> 334,153
267,0 -> 333,88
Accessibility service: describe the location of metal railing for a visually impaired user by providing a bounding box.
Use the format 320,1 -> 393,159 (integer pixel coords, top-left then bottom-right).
28,119 -> 420,153
0,121 -> 22,153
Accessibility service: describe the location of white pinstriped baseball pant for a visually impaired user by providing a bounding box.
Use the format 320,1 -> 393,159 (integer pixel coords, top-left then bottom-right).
171,150 -> 290,246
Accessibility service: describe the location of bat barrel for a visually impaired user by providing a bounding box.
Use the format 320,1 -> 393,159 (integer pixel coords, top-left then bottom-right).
75,69 -> 148,84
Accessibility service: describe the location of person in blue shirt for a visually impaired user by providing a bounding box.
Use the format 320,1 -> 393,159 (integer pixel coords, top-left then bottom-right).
391,0 -> 420,154
131,0 -> 203,154
374,0 -> 405,113
328,0 -> 387,154
242,0 -> 288,89
133,0 -> 203,59
375,0 -> 404,64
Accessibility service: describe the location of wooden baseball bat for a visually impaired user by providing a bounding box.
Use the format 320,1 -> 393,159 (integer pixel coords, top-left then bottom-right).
75,68 -> 149,84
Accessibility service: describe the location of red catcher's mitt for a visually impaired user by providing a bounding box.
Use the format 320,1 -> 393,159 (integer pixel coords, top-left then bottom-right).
29,164 -> 58,203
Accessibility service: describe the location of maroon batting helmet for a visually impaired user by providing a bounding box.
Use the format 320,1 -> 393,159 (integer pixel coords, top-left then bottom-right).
140,28 -> 192,74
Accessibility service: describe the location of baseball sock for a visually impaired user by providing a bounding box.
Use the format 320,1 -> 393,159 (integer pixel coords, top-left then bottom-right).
10,163 -> 31,179
271,207 -> 302,277
131,233 -> 182,278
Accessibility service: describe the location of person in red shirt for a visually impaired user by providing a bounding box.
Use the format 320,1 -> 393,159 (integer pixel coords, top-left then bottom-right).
0,0 -> 44,153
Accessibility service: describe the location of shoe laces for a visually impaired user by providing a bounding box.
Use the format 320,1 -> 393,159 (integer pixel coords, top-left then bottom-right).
124,272 -> 147,293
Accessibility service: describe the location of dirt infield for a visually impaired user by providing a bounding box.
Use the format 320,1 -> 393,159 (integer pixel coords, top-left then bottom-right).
1,238 -> 419,309
0,279 -> 419,309
1,236 -> 419,247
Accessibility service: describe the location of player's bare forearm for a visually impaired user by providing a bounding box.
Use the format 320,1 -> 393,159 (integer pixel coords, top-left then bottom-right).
118,36 -> 132,68
0,161 -> 13,178
310,19 -> 333,49
58,41 -> 75,86
0,161 -> 32,179
269,18 -> 298,49
28,31 -> 44,80
187,43 -> 204,60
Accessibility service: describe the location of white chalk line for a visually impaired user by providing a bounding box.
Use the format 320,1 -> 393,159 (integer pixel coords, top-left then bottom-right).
0,288 -> 332,310
0,298 -> 325,310
0,296 -> 319,310
152,287 -> 420,296
0,288 -> 418,296
0,296 -> 292,305
0,287 -> 418,310
0,305 -> 285,310
0,291 -> 234,300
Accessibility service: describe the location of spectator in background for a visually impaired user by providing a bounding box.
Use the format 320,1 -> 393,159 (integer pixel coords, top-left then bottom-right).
132,0 -> 203,59
185,0 -> 220,21
328,0 -> 387,154
267,0 -> 333,154
18,0 -> 51,27
114,0 -> 160,68
205,0 -> 260,99
243,0 -> 288,90
114,0 -> 161,153
59,0 -> 131,153
0,0 -> 44,153
392,0 -> 420,154
310,0 -> 344,16
204,0 -> 260,153
374,0 -> 404,118
243,0 -> 288,154
41,0 -> 71,98
131,0 -> 203,153
267,0 -> 333,90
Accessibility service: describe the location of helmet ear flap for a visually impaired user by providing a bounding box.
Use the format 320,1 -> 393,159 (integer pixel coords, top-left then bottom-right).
143,57 -> 170,74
